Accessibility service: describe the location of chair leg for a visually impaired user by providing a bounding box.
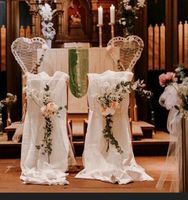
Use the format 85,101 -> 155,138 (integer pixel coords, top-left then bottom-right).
67,119 -> 76,155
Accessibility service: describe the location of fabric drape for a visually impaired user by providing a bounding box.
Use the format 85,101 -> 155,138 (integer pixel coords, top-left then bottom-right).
76,70 -> 153,184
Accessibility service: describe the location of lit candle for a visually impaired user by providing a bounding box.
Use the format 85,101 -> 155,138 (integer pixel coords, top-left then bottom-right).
110,4 -> 115,24
54,0 -> 57,3
98,6 -> 103,25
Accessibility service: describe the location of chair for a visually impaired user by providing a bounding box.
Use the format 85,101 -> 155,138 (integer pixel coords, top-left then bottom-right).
11,37 -> 75,149
7,37 -> 47,142
107,35 -> 144,72
11,38 -> 76,184
107,35 -> 144,124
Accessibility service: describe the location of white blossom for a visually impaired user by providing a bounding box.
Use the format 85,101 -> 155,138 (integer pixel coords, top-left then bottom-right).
39,3 -> 56,40
39,3 -> 53,21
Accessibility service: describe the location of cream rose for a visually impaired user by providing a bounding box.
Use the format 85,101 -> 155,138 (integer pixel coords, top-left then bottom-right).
41,102 -> 59,117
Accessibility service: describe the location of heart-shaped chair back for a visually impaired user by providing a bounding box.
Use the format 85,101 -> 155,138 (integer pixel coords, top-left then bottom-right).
107,36 -> 144,72
11,37 -> 46,74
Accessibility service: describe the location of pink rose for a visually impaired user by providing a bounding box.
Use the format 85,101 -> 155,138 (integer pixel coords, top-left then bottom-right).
159,74 -> 167,87
159,72 -> 177,87
41,102 -> 58,117
110,101 -> 120,110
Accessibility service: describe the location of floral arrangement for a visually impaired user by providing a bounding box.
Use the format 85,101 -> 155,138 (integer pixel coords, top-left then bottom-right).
0,93 -> 17,108
159,65 -> 188,118
118,0 -> 146,35
35,84 -> 63,163
0,93 -> 17,126
97,79 -> 151,154
39,3 -> 56,41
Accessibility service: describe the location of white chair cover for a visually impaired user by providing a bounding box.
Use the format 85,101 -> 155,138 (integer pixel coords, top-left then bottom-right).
20,71 -> 76,185
76,70 -> 153,184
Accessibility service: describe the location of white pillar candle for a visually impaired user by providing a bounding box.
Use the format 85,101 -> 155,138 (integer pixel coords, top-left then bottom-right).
98,6 -> 103,25
110,4 -> 115,24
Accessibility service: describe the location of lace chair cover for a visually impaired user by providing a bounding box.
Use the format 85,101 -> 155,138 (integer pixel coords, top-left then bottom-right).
11,37 -> 47,74
107,36 -> 144,71
20,71 -> 76,185
75,70 -> 153,184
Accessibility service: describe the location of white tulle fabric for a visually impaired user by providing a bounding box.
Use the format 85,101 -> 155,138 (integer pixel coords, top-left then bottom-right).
20,71 -> 76,185
76,70 -> 153,184
156,84 -> 182,192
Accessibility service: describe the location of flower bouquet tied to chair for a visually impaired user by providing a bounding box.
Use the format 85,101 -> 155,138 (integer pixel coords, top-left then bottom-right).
158,65 -> 188,192
159,65 -> 188,118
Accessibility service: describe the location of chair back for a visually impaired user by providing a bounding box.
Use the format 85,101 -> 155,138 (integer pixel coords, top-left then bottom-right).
11,37 -> 47,74
107,35 -> 144,71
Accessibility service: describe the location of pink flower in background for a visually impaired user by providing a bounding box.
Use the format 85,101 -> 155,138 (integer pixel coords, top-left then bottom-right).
159,72 -> 177,87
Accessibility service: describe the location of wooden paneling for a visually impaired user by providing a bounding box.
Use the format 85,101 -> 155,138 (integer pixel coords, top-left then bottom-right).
148,21 -> 188,70
0,25 -> 6,71
6,0 -> 22,121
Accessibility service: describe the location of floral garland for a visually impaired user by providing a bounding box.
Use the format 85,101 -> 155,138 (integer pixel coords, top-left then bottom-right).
118,0 -> 146,35
159,65 -> 188,118
97,79 -> 149,154
32,84 -> 63,163
39,3 -> 56,40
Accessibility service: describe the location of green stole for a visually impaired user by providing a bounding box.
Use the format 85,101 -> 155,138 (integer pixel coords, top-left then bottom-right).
69,48 -> 89,98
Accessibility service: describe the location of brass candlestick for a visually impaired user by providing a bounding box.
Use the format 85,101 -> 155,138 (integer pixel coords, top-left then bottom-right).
97,24 -> 103,48
109,23 -> 115,38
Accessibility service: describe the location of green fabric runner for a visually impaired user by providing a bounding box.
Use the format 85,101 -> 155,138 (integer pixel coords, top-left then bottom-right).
69,49 -> 89,98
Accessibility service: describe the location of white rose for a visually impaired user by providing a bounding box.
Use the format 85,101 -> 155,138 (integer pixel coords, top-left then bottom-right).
125,5 -> 132,11
41,105 -> 47,116
103,81 -> 110,90
46,102 -> 58,114
106,45 -> 112,52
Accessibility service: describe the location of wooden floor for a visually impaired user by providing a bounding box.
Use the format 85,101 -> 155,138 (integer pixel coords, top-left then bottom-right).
0,156 -> 172,193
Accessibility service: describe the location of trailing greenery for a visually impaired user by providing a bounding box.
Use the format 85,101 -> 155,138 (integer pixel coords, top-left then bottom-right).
97,79 -> 151,154
35,84 -> 62,163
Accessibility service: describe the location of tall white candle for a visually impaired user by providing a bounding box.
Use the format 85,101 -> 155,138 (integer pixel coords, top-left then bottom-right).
98,6 -> 103,25
110,4 -> 115,24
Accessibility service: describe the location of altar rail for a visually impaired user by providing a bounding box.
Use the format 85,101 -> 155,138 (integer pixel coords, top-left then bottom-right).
148,21 -> 188,70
